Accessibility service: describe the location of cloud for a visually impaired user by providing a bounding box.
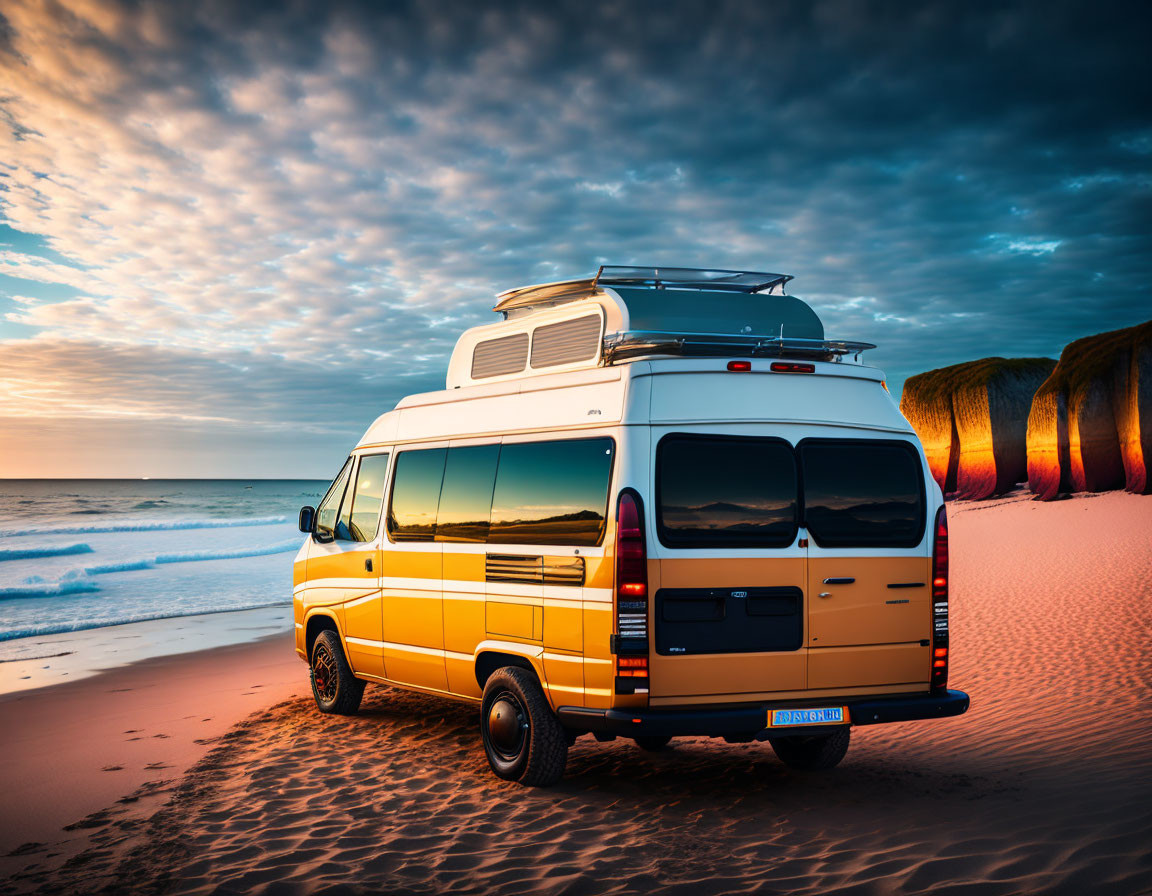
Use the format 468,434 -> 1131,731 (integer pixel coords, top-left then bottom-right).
0,0 -> 1149,475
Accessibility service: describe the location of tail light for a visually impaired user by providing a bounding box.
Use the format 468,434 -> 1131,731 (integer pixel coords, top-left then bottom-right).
930,505 -> 949,690
770,362 -> 815,373
614,489 -> 649,692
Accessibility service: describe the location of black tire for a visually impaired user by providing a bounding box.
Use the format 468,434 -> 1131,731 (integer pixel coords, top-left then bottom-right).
633,736 -> 673,752
769,727 -> 851,771
310,630 -> 365,715
480,667 -> 568,786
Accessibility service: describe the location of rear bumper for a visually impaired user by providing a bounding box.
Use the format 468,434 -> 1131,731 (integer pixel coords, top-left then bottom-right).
557,689 -> 969,739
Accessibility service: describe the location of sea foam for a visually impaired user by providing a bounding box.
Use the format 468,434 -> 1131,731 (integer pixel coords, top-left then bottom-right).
0,600 -> 290,641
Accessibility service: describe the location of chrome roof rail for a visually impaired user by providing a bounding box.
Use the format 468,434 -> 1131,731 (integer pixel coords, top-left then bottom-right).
593,266 -> 792,294
603,330 -> 877,364
493,265 -> 794,316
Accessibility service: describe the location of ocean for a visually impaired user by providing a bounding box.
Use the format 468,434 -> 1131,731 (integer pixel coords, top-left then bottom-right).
0,480 -> 327,651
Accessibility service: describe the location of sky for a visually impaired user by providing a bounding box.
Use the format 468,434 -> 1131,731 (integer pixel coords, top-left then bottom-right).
0,0 -> 1149,479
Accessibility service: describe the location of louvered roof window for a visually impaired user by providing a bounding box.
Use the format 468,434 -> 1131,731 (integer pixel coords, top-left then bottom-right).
471,332 -> 528,379
530,314 -> 602,369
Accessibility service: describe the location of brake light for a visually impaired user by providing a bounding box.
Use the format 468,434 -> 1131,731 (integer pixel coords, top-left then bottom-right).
770,362 -> 815,373
615,490 -> 649,690
930,505 -> 949,690
727,360 -> 752,372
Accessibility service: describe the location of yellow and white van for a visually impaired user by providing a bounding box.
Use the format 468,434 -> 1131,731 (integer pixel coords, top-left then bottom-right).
293,266 -> 968,785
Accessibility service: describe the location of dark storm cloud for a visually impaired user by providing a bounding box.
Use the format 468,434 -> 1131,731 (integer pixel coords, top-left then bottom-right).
0,0 -> 1149,474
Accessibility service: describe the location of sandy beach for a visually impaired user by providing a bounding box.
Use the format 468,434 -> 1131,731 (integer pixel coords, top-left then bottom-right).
3,491 -> 1151,895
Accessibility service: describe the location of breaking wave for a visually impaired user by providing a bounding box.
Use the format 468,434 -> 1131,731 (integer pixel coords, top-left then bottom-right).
0,543 -> 94,562
0,516 -> 287,538
154,540 -> 303,564
0,580 -> 102,600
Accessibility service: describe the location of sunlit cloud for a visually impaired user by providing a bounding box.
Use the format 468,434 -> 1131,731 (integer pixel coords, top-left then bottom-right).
0,0 -> 1149,476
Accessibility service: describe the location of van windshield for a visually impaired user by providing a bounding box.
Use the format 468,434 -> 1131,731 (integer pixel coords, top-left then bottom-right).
656,435 -> 925,549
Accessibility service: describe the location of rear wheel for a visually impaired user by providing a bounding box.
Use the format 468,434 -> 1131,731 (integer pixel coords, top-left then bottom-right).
769,727 -> 851,771
310,630 -> 365,715
633,736 -> 673,752
480,667 -> 568,786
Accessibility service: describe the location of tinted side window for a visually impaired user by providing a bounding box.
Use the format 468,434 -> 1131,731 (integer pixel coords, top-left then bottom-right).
799,440 -> 925,548
347,453 -> 390,542
489,439 -> 614,546
387,449 -> 447,542
657,435 -> 799,547
315,457 -> 353,541
436,444 -> 500,543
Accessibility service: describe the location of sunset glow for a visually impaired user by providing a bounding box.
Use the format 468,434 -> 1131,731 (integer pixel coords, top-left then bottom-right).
2,1 -> 1149,477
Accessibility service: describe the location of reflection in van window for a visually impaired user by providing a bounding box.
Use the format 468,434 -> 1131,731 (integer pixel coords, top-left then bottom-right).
657,435 -> 798,547
489,439 -> 614,546
315,457 -> 353,541
348,453 -> 390,542
387,449 -> 447,542
800,440 -> 924,548
436,444 -> 500,543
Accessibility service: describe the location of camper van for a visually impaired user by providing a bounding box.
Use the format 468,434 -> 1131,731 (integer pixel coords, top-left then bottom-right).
292,266 -> 969,786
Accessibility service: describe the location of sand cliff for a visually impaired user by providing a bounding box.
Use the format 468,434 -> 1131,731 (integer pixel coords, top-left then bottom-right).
901,358 -> 1056,499
1027,320 -> 1152,499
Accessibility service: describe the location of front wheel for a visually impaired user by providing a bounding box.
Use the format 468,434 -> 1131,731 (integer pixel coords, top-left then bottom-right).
480,667 -> 568,786
769,727 -> 851,770
310,630 -> 365,715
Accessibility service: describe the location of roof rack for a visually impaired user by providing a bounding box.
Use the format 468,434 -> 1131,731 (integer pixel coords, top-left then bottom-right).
493,265 -> 793,316
603,330 -> 876,364
593,266 -> 792,294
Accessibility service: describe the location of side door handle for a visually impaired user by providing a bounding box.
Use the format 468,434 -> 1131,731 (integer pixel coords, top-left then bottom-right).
822,577 -> 855,585
365,557 -> 373,572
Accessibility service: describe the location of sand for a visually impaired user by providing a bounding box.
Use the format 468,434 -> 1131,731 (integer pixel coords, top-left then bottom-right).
0,620 -> 304,864
3,491 -> 1151,894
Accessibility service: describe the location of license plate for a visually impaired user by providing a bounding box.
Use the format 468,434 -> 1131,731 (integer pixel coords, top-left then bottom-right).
771,707 -> 845,727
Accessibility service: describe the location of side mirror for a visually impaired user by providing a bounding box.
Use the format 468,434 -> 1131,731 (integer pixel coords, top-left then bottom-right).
298,505 -> 316,534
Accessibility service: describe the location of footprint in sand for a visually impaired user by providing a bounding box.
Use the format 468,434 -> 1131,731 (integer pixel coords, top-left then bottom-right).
152,733 -> 170,739
101,766 -> 123,772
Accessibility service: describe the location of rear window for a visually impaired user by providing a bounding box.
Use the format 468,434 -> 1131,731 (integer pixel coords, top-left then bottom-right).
656,434 -> 926,549
798,439 -> 925,548
657,435 -> 799,547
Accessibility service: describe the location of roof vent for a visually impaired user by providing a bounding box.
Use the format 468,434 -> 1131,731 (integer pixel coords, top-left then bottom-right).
471,332 -> 528,379
530,314 -> 602,368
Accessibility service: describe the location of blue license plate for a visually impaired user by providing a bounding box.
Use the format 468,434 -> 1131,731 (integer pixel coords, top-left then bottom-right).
771,707 -> 845,726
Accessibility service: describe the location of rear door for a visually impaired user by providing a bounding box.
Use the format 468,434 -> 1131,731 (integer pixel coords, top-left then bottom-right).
648,433 -> 808,701
800,439 -> 932,690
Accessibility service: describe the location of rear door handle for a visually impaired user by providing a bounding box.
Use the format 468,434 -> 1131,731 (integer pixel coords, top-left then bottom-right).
822,577 -> 855,585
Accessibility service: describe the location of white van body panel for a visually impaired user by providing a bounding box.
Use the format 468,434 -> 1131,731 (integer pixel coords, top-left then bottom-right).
359,360 -> 907,448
